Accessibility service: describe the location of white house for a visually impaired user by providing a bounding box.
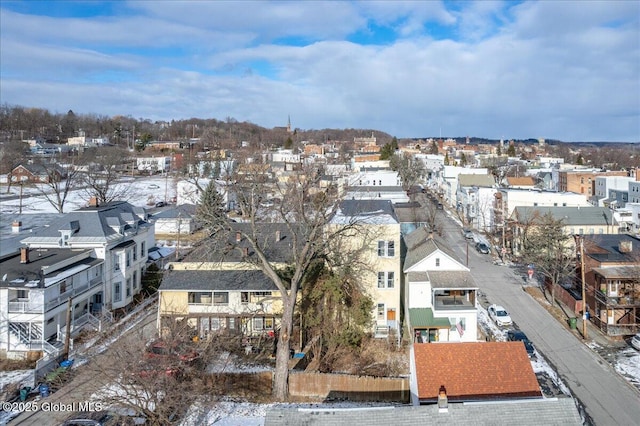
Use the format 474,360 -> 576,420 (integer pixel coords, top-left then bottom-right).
137,156 -> 171,174
0,247 -> 104,359
594,176 -> 635,208
19,200 -> 155,312
403,227 -> 479,343
440,166 -> 489,207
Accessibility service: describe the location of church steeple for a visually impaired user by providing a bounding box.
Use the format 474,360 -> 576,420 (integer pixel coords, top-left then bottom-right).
287,115 -> 291,133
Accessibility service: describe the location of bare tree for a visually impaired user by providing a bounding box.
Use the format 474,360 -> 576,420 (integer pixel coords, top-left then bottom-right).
519,211 -> 576,304
389,152 -> 426,191
195,162 -> 373,400
80,147 -> 132,204
31,158 -> 83,212
0,140 -> 29,193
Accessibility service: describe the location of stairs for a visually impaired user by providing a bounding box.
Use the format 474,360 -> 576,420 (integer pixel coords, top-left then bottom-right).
8,322 -> 42,345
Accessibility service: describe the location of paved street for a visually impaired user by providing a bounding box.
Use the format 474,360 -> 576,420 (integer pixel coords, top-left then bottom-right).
8,310 -> 157,426
437,209 -> 640,426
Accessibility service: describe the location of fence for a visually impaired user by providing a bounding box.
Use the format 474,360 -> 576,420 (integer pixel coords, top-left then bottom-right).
288,372 -> 410,403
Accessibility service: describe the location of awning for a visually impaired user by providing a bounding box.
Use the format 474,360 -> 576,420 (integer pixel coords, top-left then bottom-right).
409,308 -> 451,329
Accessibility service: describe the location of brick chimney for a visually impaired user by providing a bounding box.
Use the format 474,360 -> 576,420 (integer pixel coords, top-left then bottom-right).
89,196 -> 99,207
236,231 -> 242,242
12,221 -> 22,233
20,247 -> 29,264
242,247 -> 249,257
619,240 -> 632,253
437,385 -> 448,412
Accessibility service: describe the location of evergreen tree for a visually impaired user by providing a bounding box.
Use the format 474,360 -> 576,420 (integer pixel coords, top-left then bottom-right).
429,140 -> 439,154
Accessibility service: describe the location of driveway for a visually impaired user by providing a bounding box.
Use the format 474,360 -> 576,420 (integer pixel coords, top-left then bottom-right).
437,213 -> 640,425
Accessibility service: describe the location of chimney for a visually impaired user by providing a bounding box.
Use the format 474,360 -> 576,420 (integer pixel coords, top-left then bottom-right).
236,231 -> 242,243
12,221 -> 22,233
437,385 -> 448,413
242,247 -> 249,257
619,240 -> 632,253
20,247 -> 29,264
89,196 -> 99,207
275,230 -> 281,242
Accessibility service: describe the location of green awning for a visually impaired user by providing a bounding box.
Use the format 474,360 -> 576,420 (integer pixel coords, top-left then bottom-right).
409,308 -> 451,329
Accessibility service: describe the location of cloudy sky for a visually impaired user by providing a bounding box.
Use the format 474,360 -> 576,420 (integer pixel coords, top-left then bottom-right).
1,1 -> 638,142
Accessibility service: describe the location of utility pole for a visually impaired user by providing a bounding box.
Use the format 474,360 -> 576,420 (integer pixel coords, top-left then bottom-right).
63,298 -> 72,359
580,236 -> 588,339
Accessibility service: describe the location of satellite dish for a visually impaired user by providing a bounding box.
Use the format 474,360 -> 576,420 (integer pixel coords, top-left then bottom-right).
2,274 -> 7,281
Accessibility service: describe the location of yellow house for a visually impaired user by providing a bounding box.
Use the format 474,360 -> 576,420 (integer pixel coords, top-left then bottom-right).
329,200 -> 403,338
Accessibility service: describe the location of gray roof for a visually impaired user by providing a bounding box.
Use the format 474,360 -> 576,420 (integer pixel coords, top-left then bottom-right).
427,271 -> 477,289
584,234 -> 640,263
185,222 -> 298,263
264,397 -> 581,425
20,201 -> 150,245
393,202 -> 432,224
403,227 -> 464,272
512,206 -> 613,226
0,213 -> 65,256
152,204 -> 197,220
159,269 -> 278,292
592,266 -> 639,279
338,199 -> 398,220
458,174 -> 496,188
0,248 -> 100,289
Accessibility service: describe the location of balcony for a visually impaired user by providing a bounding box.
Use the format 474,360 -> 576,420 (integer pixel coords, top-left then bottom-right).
433,296 -> 475,311
44,277 -> 103,311
8,298 -> 43,313
595,290 -> 639,307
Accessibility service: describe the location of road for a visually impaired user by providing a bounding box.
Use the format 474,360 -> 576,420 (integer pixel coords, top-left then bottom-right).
8,310 -> 157,425
436,206 -> 640,426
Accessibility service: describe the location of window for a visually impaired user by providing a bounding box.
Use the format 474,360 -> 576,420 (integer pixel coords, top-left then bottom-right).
126,278 -> 131,297
59,281 -> 67,295
133,244 -> 137,261
253,317 -> 264,331
140,242 -> 146,258
133,271 -> 137,289
377,303 -> 385,320
241,292 -> 249,304
379,180 -> 382,186
378,271 -> 394,288
377,240 -> 395,257
188,292 -> 212,304
126,251 -> 131,267
114,282 -> 122,302
213,292 -> 229,305
114,254 -> 120,271
435,258 -> 440,267
265,318 -> 274,330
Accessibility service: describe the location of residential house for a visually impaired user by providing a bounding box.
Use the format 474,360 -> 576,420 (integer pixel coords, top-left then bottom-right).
19,200 -> 154,312
345,169 -> 409,203
508,206 -> 616,256
581,234 -> 640,336
411,342 -> 542,404
157,223 -> 293,340
493,188 -> 590,235
330,200 -> 403,338
152,204 -> 199,235
505,176 -> 536,189
403,227 -> 478,343
439,166 -> 489,208
594,175 -> 636,208
137,156 -> 171,174
0,247 -> 104,359
10,163 -> 65,184
456,174 -> 496,231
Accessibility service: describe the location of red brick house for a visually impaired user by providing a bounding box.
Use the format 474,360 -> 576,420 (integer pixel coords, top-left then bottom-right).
10,163 -> 64,184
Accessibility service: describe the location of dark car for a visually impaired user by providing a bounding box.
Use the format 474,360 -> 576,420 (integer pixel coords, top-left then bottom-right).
155,201 -> 166,208
475,242 -> 490,254
61,411 -> 136,425
507,330 -> 535,357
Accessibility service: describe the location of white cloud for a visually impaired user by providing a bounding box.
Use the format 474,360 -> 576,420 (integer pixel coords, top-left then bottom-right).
0,1 -> 637,141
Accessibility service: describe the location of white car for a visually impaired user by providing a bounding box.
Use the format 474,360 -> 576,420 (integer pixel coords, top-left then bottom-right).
631,333 -> 640,351
488,304 -> 513,327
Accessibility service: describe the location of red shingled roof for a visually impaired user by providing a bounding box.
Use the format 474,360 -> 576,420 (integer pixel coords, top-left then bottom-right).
414,342 -> 541,402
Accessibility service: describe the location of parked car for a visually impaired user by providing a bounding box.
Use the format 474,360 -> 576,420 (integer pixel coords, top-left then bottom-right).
155,201 -> 166,207
488,304 -> 513,327
631,333 -> 640,351
144,339 -> 201,365
507,330 -> 535,357
475,242 -> 490,254
61,411 -> 136,425
463,228 -> 475,240
148,184 -> 160,189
